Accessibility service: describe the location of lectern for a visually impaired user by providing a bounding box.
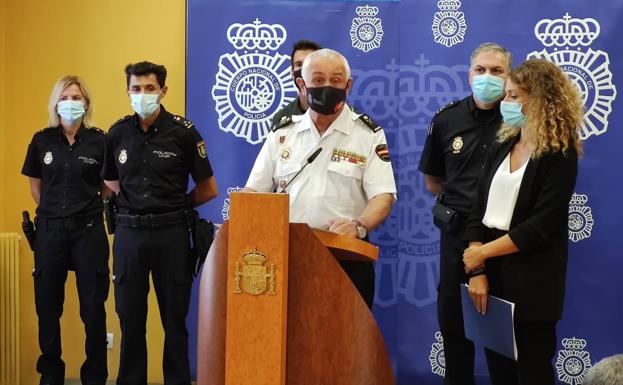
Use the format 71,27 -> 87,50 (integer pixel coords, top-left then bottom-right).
197,192 -> 395,385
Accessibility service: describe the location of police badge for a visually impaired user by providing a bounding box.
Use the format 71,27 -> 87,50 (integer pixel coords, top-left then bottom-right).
528,13 -> 617,139
211,19 -> 297,145
432,0 -> 467,48
43,151 -> 53,165
118,149 -> 128,164
350,5 -> 384,53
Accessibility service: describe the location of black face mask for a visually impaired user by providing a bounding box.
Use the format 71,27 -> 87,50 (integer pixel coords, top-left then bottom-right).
306,85 -> 347,115
293,69 -> 303,91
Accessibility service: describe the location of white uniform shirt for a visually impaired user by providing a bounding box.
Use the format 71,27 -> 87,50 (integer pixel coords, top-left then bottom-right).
246,104 -> 397,230
482,152 -> 528,231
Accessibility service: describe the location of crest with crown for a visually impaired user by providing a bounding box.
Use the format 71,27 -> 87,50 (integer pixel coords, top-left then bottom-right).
355,4 -> 379,18
226,18 -> 287,52
437,0 -> 461,11
569,194 -> 588,207
556,337 -> 592,384
242,249 -> 268,266
562,337 -> 588,351
211,18 -> 297,145
528,12 -> 617,140
429,331 -> 446,377
431,0 -> 466,47
535,13 -> 600,48
350,4 -> 384,53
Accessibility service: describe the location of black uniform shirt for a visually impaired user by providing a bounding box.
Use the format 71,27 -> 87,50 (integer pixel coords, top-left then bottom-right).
101,105 -> 214,214
419,96 -> 502,215
21,125 -> 106,218
270,97 -> 304,128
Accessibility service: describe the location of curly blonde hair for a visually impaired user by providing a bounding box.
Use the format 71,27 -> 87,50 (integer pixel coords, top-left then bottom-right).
497,59 -> 584,158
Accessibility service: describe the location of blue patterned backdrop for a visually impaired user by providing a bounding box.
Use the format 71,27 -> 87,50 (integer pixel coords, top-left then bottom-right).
185,1 -> 622,383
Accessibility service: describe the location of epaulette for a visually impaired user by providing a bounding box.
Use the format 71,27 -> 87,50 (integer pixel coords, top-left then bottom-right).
428,100 -> 460,135
272,115 -> 294,131
88,127 -> 106,135
110,115 -> 133,129
356,113 -> 381,133
35,127 -> 55,134
172,115 -> 195,129
434,100 -> 460,116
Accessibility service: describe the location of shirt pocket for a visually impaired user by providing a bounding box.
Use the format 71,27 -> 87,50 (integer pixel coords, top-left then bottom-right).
327,161 -> 364,181
326,161 -> 365,203
274,162 -> 302,190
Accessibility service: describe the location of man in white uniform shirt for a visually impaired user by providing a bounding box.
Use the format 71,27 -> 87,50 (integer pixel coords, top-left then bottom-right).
245,48 -> 396,308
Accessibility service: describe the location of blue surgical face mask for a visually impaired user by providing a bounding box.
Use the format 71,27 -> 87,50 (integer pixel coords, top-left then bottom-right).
130,92 -> 161,118
57,100 -> 86,124
471,74 -> 505,104
500,101 -> 527,127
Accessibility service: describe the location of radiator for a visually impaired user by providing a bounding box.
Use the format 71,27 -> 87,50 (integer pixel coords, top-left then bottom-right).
0,233 -> 20,385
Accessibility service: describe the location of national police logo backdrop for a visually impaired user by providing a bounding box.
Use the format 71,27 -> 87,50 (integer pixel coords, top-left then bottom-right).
527,13 -> 617,140
212,19 -> 297,145
350,5 -> 384,52
187,1 -> 623,383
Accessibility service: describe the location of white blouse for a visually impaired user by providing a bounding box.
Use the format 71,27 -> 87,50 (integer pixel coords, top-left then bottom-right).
482,152 -> 528,231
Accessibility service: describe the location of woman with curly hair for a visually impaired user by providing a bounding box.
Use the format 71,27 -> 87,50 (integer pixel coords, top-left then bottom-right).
461,59 -> 584,385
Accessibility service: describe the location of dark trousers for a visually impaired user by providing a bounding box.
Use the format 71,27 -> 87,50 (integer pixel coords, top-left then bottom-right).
437,230 -> 475,385
339,260 -> 375,309
33,220 -> 109,385
113,223 -> 193,385
485,321 -> 557,385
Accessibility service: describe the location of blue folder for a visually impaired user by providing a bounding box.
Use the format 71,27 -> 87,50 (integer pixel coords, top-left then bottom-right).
460,284 -> 518,360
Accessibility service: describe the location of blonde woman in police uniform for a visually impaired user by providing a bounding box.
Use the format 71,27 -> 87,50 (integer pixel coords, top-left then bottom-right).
22,76 -> 110,385
245,49 -> 396,308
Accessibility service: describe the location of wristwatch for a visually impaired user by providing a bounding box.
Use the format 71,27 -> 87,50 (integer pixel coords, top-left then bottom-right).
352,219 -> 367,239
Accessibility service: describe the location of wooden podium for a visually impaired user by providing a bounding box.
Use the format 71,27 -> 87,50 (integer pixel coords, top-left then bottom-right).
197,193 -> 395,385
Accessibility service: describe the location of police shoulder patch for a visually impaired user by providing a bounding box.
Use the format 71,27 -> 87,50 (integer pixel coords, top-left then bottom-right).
357,113 -> 381,132
172,115 -> 195,129
375,144 -> 391,162
272,115 -> 294,131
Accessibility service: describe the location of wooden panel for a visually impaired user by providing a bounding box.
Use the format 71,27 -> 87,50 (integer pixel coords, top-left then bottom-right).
197,223 -> 228,385
287,224 -> 395,385
225,193 -> 289,385
312,229 -> 379,262
197,221 -> 395,385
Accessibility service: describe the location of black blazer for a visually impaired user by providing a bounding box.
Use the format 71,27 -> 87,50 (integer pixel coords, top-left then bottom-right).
463,136 -> 578,322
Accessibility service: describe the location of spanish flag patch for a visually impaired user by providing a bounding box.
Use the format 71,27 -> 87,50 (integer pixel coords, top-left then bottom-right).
375,144 -> 390,162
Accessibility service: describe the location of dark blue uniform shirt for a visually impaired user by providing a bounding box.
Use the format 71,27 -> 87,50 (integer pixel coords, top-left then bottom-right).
101,105 -> 214,214
22,125 -> 106,218
419,96 -> 502,215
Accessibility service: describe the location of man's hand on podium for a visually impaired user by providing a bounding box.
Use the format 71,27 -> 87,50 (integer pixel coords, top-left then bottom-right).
328,217 -> 359,239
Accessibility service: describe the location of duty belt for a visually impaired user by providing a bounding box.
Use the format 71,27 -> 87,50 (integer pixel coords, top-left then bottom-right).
36,214 -> 102,230
115,209 -> 191,228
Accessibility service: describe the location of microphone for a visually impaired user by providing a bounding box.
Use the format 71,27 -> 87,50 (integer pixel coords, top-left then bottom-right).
279,147 -> 323,193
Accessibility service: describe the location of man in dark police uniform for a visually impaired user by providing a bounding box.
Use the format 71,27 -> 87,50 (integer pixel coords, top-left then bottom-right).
102,61 -> 218,385
418,42 -> 511,385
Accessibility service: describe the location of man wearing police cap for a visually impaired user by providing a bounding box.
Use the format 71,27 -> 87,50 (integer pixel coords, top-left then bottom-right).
102,61 -> 218,385
245,48 -> 396,308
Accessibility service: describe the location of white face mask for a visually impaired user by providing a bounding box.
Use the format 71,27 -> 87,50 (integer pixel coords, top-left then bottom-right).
57,100 -> 86,124
130,92 -> 161,118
